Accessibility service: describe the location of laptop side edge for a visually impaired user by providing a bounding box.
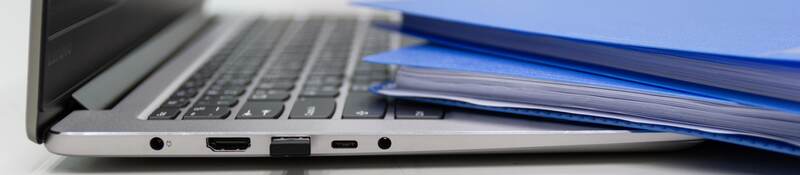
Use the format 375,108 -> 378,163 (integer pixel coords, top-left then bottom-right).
27,0 -> 44,144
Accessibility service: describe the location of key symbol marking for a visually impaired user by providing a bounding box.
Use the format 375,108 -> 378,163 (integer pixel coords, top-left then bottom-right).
243,110 -> 253,117
304,106 -> 316,117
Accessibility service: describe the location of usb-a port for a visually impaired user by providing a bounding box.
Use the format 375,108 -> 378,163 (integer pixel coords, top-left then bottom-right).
270,137 -> 311,157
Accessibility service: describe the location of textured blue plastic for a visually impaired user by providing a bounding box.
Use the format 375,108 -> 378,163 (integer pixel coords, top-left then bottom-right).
356,0 -> 800,62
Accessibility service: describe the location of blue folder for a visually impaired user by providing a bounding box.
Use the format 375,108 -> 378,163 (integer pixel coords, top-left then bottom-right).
365,44 -> 800,156
355,0 -> 800,115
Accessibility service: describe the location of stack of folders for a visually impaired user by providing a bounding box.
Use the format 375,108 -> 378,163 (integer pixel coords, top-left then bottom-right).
356,0 -> 800,156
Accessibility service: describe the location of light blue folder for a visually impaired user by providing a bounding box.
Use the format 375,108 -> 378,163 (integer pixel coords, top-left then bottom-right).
355,0 -> 800,115
365,44 -> 800,156
357,0 -> 800,61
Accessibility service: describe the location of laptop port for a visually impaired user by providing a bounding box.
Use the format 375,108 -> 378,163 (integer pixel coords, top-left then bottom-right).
270,137 -> 310,157
378,137 -> 391,150
331,140 -> 358,149
207,137 -> 250,152
150,137 -> 164,151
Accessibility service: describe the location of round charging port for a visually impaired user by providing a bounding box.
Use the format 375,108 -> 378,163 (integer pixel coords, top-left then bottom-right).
150,137 -> 164,150
378,137 -> 391,150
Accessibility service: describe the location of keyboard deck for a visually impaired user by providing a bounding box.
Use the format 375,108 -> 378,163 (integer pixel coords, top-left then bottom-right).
148,16 -> 441,120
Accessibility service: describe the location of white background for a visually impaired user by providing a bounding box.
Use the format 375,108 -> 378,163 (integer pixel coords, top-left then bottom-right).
0,1 -> 798,174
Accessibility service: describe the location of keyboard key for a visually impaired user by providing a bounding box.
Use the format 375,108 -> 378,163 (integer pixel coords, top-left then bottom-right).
182,80 -> 207,88
199,95 -> 238,101
314,61 -> 347,68
305,75 -> 343,86
351,80 -> 383,86
217,73 -> 255,80
351,75 -> 372,82
236,102 -> 284,119
220,72 -> 257,78
262,73 -> 299,81
265,69 -> 302,75
214,78 -> 251,86
257,82 -> 295,90
205,88 -> 246,97
172,88 -> 199,98
250,90 -> 291,101
268,63 -> 304,70
149,108 -> 181,120
289,98 -> 336,119
395,102 -> 444,119
183,105 -> 231,120
342,92 -> 387,119
350,83 -> 372,92
195,99 -> 239,107
300,85 -> 340,97
209,83 -> 243,89
309,69 -> 345,76
162,98 -> 190,108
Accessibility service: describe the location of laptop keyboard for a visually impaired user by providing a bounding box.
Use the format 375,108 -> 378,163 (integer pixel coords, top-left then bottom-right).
148,16 -> 439,120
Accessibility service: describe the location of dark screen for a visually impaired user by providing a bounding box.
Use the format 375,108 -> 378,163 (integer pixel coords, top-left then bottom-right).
36,0 -> 203,141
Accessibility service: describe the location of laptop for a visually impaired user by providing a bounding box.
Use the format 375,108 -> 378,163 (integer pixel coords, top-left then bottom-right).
26,0 -> 700,157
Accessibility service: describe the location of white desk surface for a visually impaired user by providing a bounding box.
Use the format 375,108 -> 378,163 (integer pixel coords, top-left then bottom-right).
1,1 -> 797,174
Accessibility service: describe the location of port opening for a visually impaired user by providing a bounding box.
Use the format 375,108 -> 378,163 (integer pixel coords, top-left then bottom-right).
270,137 -> 311,157
331,140 -> 358,149
150,137 -> 164,150
207,137 -> 251,152
378,137 -> 391,150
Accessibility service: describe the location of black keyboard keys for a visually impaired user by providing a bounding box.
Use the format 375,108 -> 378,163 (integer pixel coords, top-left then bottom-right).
162,98 -> 190,108
305,75 -> 343,86
342,92 -> 387,119
395,101 -> 444,119
289,98 -> 336,119
183,105 -> 231,120
149,108 -> 181,120
257,81 -> 295,90
172,88 -> 199,98
195,99 -> 239,107
199,95 -> 238,101
250,90 -> 290,101
205,88 -> 246,97
299,85 -> 340,97
236,102 -> 284,119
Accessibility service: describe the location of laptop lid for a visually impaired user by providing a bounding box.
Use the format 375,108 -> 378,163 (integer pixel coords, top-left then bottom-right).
27,0 -> 205,143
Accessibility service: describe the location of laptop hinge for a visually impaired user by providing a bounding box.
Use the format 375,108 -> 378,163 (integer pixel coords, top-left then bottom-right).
72,10 -> 210,110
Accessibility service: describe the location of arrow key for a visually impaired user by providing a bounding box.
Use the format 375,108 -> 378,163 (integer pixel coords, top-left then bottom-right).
236,102 -> 284,119
342,92 -> 386,119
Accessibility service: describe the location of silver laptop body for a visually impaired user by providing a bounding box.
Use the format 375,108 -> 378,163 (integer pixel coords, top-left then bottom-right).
26,0 -> 700,157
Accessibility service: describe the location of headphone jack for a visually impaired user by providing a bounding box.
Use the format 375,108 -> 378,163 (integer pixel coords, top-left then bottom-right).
150,137 -> 164,150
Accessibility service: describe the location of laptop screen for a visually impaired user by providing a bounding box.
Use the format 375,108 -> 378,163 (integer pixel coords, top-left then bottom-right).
32,0 -> 203,142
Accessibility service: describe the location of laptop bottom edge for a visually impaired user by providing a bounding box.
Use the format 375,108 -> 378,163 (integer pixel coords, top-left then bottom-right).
45,131 -> 701,157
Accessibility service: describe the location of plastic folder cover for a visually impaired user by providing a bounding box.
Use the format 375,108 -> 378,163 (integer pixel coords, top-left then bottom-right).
356,0 -> 800,62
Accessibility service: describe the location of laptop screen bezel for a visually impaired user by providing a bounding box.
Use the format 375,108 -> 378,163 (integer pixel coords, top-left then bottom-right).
26,0 -> 205,143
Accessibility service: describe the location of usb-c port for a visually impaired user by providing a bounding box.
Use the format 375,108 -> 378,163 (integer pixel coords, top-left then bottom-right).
331,140 -> 358,149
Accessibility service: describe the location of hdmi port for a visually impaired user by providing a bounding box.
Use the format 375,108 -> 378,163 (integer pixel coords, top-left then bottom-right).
207,137 -> 250,152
